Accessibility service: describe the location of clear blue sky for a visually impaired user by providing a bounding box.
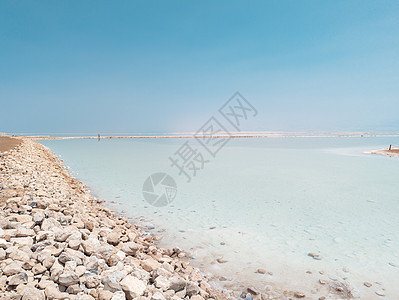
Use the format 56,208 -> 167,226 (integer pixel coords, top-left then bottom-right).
1,1 -> 398,134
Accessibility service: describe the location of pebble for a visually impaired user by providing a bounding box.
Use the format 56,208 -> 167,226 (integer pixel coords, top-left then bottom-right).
8,272 -> 28,285
257,268 -> 266,274
319,279 -> 327,285
294,291 -> 306,298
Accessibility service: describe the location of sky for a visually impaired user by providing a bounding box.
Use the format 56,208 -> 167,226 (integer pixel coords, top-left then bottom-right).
1,0 -> 398,134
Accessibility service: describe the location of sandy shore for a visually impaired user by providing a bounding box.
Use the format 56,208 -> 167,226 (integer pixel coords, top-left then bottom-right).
0,138 -> 241,299
368,149 -> 399,158
0,136 -> 22,153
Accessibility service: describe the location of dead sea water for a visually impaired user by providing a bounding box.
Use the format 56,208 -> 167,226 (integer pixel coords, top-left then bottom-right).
40,137 -> 399,299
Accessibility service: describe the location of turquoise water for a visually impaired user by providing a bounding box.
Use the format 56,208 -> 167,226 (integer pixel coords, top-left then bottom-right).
40,137 -> 399,299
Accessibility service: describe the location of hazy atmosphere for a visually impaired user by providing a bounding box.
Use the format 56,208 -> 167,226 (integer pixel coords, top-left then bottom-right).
1,1 -> 399,134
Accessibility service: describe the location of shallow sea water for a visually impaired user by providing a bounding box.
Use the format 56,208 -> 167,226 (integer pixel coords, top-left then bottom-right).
40,137 -> 399,299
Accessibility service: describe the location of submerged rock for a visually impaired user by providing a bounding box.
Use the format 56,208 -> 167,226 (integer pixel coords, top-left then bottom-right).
364,282 -> 372,287
308,252 -> 321,260
375,290 -> 386,296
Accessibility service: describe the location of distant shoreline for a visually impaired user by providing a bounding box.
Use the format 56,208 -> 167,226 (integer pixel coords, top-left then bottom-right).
368,149 -> 399,158
9,132 -> 399,141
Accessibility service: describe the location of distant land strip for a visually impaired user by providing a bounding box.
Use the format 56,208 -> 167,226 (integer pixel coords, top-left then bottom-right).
8,132 -> 399,141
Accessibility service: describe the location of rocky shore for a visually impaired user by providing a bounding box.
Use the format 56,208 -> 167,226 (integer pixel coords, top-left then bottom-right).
0,139 -> 235,300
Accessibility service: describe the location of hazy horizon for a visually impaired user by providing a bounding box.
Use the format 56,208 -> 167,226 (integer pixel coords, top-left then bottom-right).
4,130 -> 399,137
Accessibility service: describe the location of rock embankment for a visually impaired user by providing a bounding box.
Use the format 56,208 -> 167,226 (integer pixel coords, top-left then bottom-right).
0,139 -> 230,300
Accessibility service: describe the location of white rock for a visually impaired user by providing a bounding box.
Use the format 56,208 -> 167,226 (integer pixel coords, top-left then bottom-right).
111,291 -> 126,300
32,264 -> 47,275
55,227 -> 76,242
84,255 -> 99,272
3,261 -> 24,276
190,296 -> 205,300
15,227 -> 35,237
120,275 -> 147,299
98,289 -> 114,300
161,262 -> 174,273
0,238 -> 12,249
20,286 -> 45,300
43,255 -> 56,269
155,275 -> 170,291
75,265 -> 86,277
151,292 -> 166,300
15,215 -> 33,223
66,230 -> 82,242
50,260 -> 64,282
8,272 -> 28,285
82,237 -> 101,256
106,232 -> 120,245
82,274 -> 100,288
36,230 -> 55,242
186,282 -> 200,296
38,279 -> 54,290
0,248 -> 6,260
10,237 -> 34,248
115,250 -> 126,261
45,284 -> 70,299
132,269 -> 150,282
376,290 -> 386,297
33,212 -> 45,224
96,244 -> 115,260
8,249 -> 31,263
64,260 -> 77,272
76,294 -> 95,300
58,271 -> 79,286
141,257 -> 161,272
101,270 -> 123,292
68,239 -> 81,250
120,242 -> 140,256
41,217 -> 62,231
189,269 -> 203,282
169,276 -> 187,292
